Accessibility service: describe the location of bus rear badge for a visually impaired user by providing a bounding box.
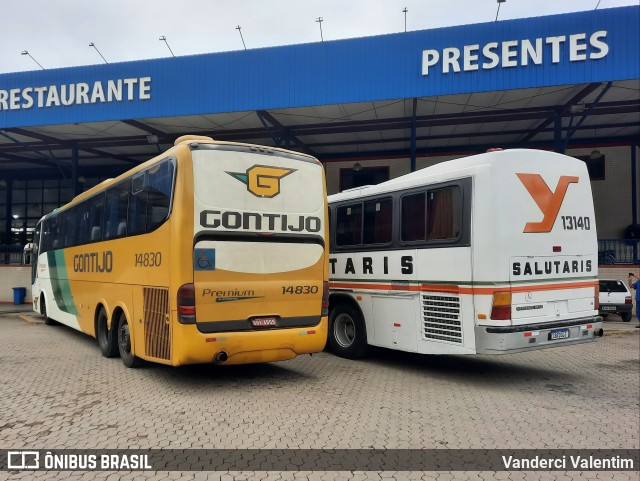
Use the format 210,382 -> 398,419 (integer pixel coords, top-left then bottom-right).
227,165 -> 296,198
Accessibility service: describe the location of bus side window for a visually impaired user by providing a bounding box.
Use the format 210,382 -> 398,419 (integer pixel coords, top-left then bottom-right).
336,203 -> 363,246
88,194 -> 105,242
327,206 -> 332,249
105,182 -> 129,239
426,187 -> 460,241
401,193 -> 426,242
363,198 -> 392,244
42,217 -> 58,252
146,161 -> 174,231
128,173 -> 147,236
401,187 -> 461,243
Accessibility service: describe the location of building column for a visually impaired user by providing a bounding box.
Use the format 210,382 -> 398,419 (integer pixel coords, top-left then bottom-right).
554,114 -> 564,154
4,179 -> 12,246
410,98 -> 417,172
72,143 -> 80,196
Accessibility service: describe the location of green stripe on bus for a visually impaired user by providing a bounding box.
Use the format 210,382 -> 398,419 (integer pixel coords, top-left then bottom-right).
47,250 -> 79,316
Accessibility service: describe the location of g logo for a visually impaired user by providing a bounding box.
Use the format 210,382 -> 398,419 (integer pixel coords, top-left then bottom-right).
227,165 -> 295,198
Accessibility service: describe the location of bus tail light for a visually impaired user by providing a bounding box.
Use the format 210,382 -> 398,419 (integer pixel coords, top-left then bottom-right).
490,291 -> 511,320
594,284 -> 600,310
321,281 -> 329,316
178,283 -> 196,324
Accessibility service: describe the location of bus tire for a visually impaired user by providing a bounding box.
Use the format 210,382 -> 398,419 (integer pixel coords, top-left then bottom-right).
117,312 -> 142,368
41,296 -> 57,326
96,308 -> 119,358
328,302 -> 369,359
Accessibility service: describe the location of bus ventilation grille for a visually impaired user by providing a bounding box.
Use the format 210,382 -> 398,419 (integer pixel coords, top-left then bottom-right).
143,287 -> 171,360
421,294 -> 462,343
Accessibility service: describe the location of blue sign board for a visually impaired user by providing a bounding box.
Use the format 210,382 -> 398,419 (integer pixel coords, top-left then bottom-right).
0,6 -> 638,129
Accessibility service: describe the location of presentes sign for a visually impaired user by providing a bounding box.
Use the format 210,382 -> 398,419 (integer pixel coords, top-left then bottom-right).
422,31 -> 608,76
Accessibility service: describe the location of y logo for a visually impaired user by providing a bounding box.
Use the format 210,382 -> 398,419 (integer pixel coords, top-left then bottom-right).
516,173 -> 579,233
227,165 -> 295,198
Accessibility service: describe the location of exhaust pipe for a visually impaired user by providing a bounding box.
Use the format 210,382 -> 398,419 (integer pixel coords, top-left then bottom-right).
214,351 -> 228,363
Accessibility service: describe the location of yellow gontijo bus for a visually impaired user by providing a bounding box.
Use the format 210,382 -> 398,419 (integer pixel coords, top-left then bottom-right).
30,135 -> 329,367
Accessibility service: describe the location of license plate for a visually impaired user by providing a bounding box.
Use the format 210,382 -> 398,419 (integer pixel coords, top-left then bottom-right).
601,306 -> 616,311
549,329 -> 570,340
251,317 -> 278,327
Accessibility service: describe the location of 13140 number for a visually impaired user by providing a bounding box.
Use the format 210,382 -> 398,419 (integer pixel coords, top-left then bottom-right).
561,216 -> 590,230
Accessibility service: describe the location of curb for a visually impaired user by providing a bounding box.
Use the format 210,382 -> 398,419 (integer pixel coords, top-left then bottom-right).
604,329 -> 640,336
17,314 -> 44,324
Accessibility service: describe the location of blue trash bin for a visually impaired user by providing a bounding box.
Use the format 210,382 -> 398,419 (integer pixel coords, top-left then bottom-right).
12,287 -> 27,305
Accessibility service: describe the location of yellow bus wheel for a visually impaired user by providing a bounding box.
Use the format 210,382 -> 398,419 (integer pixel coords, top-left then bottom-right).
117,312 -> 142,368
41,296 -> 57,326
96,308 -> 118,358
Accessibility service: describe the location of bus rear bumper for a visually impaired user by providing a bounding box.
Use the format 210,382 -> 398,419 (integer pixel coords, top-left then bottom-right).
474,317 -> 603,354
172,317 -> 328,366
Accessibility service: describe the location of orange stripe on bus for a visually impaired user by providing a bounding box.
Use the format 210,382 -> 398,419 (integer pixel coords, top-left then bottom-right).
329,281 -> 597,294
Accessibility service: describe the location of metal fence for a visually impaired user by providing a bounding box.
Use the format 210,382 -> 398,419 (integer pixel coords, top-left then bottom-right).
598,239 -> 640,265
0,245 -> 25,265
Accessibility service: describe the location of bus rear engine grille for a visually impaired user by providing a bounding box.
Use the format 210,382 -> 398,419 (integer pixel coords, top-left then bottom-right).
422,294 -> 462,343
143,287 -> 171,360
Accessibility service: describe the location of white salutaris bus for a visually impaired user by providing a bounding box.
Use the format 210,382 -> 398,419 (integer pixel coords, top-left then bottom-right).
327,149 -> 604,359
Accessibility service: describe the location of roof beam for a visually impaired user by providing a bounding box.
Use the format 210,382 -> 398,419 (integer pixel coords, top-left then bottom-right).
303,121 -> 640,149
121,119 -> 168,138
256,110 -> 315,156
5,127 -> 139,165
520,82 -> 604,144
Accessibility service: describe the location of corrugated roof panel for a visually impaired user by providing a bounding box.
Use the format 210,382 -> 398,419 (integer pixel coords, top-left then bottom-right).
0,6 -> 637,129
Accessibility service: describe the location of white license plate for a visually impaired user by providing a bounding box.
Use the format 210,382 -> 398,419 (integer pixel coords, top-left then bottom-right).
601,306 -> 616,311
549,329 -> 570,340
251,317 -> 278,327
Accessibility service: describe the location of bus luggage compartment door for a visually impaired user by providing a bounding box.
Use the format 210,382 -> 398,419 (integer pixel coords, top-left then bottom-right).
371,293 -> 418,352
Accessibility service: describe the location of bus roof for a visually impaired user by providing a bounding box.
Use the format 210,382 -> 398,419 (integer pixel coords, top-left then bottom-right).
329,148 -> 580,203
43,137 -> 319,219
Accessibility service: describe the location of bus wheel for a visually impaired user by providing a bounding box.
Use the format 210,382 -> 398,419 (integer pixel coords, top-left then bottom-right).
97,309 -> 119,358
117,313 -> 142,368
41,296 -> 57,326
328,303 -> 369,359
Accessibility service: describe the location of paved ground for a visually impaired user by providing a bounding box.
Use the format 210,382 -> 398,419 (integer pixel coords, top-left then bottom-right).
0,313 -> 638,480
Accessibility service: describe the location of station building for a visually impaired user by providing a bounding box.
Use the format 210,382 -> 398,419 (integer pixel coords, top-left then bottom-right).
0,5 -> 639,274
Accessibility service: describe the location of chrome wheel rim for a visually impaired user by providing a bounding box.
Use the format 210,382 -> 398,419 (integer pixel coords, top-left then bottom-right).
334,313 -> 356,348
